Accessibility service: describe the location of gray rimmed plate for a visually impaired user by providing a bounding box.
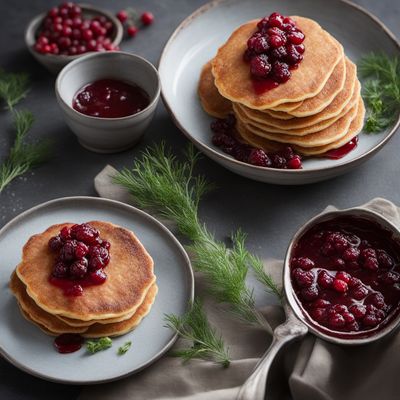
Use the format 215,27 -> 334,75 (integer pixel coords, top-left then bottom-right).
0,197 -> 193,384
159,0 -> 400,185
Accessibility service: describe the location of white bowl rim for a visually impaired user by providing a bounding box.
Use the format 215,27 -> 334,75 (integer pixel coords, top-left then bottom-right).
158,0 -> 400,174
24,3 -> 123,62
55,51 -> 161,121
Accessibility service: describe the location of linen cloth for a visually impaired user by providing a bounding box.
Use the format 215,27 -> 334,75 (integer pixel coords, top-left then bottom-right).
80,165 -> 400,400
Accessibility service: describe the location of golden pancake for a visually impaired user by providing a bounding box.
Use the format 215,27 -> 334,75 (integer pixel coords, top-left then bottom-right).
17,283 -> 158,338
235,79 -> 360,137
267,54 -> 346,116
198,60 -> 232,118
235,69 -> 359,133
287,57 -> 355,118
212,17 -> 344,109
56,310 -> 136,327
236,98 -> 365,155
16,221 -> 156,321
239,97 -> 360,147
293,100 -> 365,155
10,271 -> 87,334
269,101 -> 303,113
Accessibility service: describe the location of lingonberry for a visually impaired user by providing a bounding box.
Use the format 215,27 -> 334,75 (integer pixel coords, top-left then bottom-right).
293,268 -> 314,287
250,54 -> 272,79
127,26 -> 139,37
141,12 -> 154,26
332,278 -> 348,293
49,235 -> 63,251
317,270 -> 334,289
301,285 -> 319,301
116,10 -> 128,23
70,259 -> 88,279
53,261 -> 69,278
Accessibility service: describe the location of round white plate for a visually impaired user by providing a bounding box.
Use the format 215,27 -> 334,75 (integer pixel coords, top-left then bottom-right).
159,0 -> 400,185
0,197 -> 193,384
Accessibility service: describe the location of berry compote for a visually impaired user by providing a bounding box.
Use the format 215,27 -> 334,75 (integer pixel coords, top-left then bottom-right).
54,333 -> 84,353
73,79 -> 150,118
34,2 -> 119,56
244,12 -> 305,93
48,223 -> 111,296
211,114 -> 303,169
290,216 -> 400,338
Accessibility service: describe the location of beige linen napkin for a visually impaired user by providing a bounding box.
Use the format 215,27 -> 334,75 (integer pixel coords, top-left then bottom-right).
80,166 -> 400,400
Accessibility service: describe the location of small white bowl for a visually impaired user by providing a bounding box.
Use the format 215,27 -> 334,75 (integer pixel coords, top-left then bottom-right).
25,4 -> 123,74
55,51 -> 160,153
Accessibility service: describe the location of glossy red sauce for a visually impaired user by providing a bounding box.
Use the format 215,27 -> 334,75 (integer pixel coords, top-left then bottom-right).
54,334 -> 84,354
73,78 -> 150,118
252,78 -> 279,95
325,136 -> 359,160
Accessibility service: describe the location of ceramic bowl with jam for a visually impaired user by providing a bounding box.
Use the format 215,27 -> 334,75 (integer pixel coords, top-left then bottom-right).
55,51 -> 160,153
285,207 -> 400,343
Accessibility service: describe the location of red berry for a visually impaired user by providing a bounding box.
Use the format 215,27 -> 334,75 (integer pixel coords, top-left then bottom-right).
317,270 -> 333,289
301,285 -> 319,301
248,149 -> 271,167
70,259 -> 88,279
90,269 -> 107,284
287,155 -> 302,169
349,304 -> 367,319
141,12 -> 154,26
127,26 -> 139,37
335,271 -> 351,283
116,10 -> 128,23
66,284 -> 83,296
332,279 -> 348,293
328,313 -> 345,329
293,268 -> 314,288
49,235 -> 63,251
292,257 -> 314,270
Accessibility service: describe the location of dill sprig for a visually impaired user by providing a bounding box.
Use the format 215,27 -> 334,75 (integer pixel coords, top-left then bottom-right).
117,341 -> 132,355
358,53 -> 400,133
165,299 -> 230,367
86,337 -> 113,354
114,143 -> 279,333
0,110 -> 51,193
0,69 -> 30,110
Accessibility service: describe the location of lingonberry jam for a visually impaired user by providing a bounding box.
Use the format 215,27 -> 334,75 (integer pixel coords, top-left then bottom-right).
244,12 -> 305,92
54,333 -> 84,353
290,216 -> 400,337
325,136 -> 359,160
48,223 -> 111,296
34,2 -> 119,56
211,114 -> 303,169
73,79 -> 150,118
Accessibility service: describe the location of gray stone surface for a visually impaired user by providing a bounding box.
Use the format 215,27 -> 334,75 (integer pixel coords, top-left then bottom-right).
0,0 -> 399,398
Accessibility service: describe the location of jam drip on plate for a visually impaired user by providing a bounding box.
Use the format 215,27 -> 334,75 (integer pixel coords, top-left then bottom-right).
210,114 -> 303,169
244,12 -> 306,93
54,333 -> 84,354
48,223 -> 111,296
290,216 -> 400,336
73,79 -> 150,118
325,136 -> 359,160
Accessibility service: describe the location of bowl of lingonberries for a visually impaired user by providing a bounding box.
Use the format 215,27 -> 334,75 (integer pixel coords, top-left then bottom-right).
25,2 -> 123,73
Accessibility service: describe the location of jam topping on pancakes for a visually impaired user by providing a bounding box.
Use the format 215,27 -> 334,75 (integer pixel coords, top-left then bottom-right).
48,223 -> 111,296
244,12 -> 305,90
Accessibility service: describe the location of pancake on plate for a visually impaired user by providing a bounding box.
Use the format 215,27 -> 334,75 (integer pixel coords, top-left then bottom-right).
212,16 -> 344,109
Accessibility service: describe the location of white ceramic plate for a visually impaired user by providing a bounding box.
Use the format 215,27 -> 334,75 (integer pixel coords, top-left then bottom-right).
159,0 -> 400,185
0,197 -> 193,384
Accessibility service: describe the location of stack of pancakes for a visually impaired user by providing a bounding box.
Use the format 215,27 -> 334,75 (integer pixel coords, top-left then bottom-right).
198,16 -> 365,156
10,221 -> 157,338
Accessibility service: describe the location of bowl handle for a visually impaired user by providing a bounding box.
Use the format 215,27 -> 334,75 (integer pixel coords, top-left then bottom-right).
237,303 -> 308,400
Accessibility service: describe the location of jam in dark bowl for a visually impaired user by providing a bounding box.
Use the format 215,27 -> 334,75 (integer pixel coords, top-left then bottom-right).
285,210 -> 400,342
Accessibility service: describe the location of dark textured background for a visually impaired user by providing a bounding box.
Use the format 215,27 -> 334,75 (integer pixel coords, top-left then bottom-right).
0,0 -> 399,398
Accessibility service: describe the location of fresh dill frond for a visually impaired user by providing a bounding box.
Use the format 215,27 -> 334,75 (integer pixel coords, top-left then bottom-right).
0,110 -> 51,193
114,143 -> 278,333
165,299 -> 230,367
0,69 -> 30,110
247,253 -> 283,301
117,341 -> 132,355
358,53 -> 400,133
86,337 -> 113,354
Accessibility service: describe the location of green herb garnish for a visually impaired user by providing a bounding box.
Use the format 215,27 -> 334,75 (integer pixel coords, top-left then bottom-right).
86,337 -> 113,354
114,143 -> 280,333
165,299 -> 230,367
0,69 -> 30,110
0,110 -> 51,193
117,341 -> 132,355
359,53 -> 400,133
0,111 -> 50,193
